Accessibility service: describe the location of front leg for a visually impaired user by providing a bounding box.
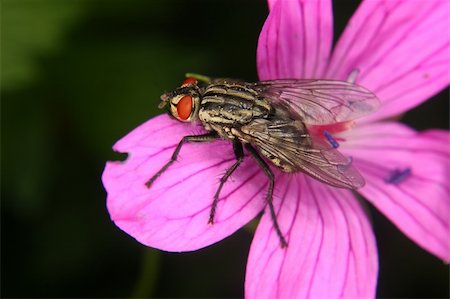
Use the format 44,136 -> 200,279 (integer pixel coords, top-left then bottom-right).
208,140 -> 244,224
145,132 -> 219,188
245,144 -> 287,248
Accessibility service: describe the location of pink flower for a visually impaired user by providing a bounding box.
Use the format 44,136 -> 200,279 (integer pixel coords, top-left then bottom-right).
102,0 -> 450,298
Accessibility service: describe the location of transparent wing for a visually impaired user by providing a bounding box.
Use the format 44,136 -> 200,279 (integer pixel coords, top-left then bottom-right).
254,79 -> 380,125
298,136 -> 365,189
240,118 -> 365,189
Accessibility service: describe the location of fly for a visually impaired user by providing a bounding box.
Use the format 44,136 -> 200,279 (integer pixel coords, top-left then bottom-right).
146,73 -> 380,248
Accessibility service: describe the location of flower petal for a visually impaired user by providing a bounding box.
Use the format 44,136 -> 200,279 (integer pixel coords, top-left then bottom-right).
341,122 -> 450,261
257,0 -> 333,80
326,0 -> 450,122
266,0 -> 277,10
245,175 -> 378,299
102,114 -> 267,251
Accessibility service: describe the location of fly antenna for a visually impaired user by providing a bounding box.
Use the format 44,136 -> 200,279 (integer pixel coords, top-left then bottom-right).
159,92 -> 171,109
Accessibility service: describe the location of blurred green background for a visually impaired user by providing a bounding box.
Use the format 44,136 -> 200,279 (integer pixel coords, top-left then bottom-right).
2,0 -> 448,298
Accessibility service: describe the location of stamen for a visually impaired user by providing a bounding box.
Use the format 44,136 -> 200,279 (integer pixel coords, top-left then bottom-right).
347,69 -> 360,84
384,167 -> 411,184
323,130 -> 339,148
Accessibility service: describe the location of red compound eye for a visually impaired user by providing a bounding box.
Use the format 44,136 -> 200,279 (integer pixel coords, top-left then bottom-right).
182,77 -> 198,86
176,95 -> 193,120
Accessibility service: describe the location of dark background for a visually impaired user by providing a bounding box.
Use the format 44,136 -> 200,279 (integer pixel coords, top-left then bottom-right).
2,0 -> 448,298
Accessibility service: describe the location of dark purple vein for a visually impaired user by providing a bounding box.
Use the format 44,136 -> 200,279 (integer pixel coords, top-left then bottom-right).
305,178 -> 325,299
357,1 -> 441,82
374,41 -> 450,96
328,3 -> 385,78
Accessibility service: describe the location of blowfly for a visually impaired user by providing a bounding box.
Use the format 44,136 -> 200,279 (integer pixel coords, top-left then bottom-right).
146,73 -> 380,247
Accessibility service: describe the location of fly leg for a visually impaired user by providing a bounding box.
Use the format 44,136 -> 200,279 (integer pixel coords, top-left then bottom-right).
208,140 -> 244,224
145,132 -> 219,188
245,144 -> 288,248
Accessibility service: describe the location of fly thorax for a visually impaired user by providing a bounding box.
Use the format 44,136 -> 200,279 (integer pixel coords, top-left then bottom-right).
199,83 -> 271,126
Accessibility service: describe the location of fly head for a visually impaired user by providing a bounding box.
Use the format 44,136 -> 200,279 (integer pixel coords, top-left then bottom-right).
159,78 -> 202,122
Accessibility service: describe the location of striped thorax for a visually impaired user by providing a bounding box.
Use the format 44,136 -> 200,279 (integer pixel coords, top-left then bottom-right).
198,81 -> 271,139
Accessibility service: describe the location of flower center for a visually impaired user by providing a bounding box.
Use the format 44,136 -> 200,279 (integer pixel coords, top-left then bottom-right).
308,121 -> 354,147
